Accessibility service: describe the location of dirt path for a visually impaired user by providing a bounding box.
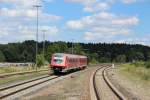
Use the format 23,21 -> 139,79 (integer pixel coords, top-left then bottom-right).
22,67 -> 96,100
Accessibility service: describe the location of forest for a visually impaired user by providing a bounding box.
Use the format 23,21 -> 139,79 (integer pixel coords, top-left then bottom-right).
0,40 -> 150,63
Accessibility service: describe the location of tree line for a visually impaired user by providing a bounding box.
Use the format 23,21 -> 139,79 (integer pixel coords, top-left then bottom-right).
0,40 -> 150,63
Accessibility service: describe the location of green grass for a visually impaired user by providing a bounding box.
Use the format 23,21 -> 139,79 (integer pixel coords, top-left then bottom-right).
119,63 -> 150,82
0,66 -> 49,74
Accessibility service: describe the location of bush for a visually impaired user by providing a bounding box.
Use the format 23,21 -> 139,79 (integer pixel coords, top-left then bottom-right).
132,61 -> 144,67
145,61 -> 150,68
122,64 -> 150,81
90,58 -> 99,64
37,54 -> 44,68
114,55 -> 126,63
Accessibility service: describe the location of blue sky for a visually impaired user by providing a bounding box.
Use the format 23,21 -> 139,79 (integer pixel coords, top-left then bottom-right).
0,0 -> 149,45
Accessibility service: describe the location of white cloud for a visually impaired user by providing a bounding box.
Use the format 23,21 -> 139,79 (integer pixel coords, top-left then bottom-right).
84,27 -> 131,40
66,12 -> 116,29
83,6 -> 94,13
84,32 -> 97,40
66,20 -> 83,30
0,0 -> 61,21
66,11 -> 139,41
65,0 -> 97,5
83,2 -> 110,13
66,0 -> 110,13
112,16 -> 139,26
0,25 -> 59,42
0,0 -> 53,8
0,8 -> 35,18
92,27 -> 131,35
0,8 -> 61,21
66,0 -> 139,13
122,0 -> 137,4
0,0 -> 61,43
41,26 -> 59,34
66,12 -> 138,29
95,2 -> 110,11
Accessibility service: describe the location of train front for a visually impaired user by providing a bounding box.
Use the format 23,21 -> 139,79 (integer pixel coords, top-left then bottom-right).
50,53 -> 66,73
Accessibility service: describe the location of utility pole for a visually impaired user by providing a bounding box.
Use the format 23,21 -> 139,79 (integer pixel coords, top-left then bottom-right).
42,29 -> 47,64
34,3 -> 42,70
71,39 -> 74,54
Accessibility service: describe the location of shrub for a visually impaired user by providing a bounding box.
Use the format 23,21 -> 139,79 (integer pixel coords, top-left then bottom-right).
145,61 -> 150,68
132,61 -> 144,67
37,54 -> 44,68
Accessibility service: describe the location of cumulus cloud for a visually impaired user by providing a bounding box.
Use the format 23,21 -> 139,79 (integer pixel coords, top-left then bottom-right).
112,16 -> 139,26
65,0 -> 111,13
0,8 -> 61,21
0,0 -> 61,43
66,12 -> 138,29
66,20 -> 83,30
0,0 -> 53,8
65,0 -> 97,5
66,11 -> 139,41
83,6 -> 94,13
122,0 -> 137,4
83,2 -> 110,13
41,26 -> 59,34
66,0 -> 138,13
96,2 -> 110,11
84,27 -> 131,40
0,24 -> 59,42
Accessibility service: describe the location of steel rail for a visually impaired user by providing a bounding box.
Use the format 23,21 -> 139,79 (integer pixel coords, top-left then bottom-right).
0,75 -> 51,91
102,67 -> 126,100
93,65 -> 126,100
0,75 -> 58,99
0,69 -> 49,78
93,65 -> 106,100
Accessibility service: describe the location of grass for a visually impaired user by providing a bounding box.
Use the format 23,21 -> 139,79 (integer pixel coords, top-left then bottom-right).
119,63 -> 150,82
0,65 -> 49,74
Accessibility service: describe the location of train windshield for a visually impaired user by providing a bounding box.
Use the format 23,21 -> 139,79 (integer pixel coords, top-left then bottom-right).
54,59 -> 63,64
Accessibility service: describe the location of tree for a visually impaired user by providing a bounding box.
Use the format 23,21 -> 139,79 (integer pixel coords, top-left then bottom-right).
74,44 -> 85,55
46,42 -> 68,61
114,55 -> 126,63
0,50 -> 5,62
99,57 -> 111,63
37,54 -> 44,68
89,53 -> 99,63
127,51 -> 144,62
90,58 -> 99,64
147,52 -> 150,60
3,49 -> 18,62
0,40 -> 150,63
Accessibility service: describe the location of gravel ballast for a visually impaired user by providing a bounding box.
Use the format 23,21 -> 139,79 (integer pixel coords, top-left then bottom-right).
22,67 -> 96,100
107,67 -> 150,100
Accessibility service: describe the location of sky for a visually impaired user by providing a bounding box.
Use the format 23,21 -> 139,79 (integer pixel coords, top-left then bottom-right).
0,0 -> 150,45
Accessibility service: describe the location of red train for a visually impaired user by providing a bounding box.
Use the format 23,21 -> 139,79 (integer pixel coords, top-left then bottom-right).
50,53 -> 88,73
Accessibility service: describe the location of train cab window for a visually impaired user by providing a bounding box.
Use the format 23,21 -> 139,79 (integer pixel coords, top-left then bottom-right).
54,59 -> 63,64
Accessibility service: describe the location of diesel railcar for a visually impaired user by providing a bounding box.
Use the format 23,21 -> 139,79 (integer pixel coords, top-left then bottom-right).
50,53 -> 87,73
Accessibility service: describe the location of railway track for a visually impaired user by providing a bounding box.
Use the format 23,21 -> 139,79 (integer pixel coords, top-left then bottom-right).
0,74 -> 59,99
0,69 -> 49,78
92,65 -> 126,100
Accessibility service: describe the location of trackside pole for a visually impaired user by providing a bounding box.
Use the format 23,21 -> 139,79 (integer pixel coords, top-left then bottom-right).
112,63 -> 115,68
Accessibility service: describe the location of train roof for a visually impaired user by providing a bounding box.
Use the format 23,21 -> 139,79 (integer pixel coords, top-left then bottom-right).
53,53 -> 87,58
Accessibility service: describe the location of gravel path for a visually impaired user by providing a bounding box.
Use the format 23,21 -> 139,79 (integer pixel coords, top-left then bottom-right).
22,67 -> 96,100
107,67 -> 150,100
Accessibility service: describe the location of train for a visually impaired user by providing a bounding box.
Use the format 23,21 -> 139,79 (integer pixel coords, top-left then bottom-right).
50,53 -> 88,73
